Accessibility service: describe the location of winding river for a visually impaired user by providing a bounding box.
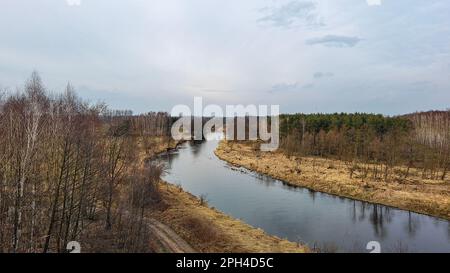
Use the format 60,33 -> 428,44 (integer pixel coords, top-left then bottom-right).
157,136 -> 450,253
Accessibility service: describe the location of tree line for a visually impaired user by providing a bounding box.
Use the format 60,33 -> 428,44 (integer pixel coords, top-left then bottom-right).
0,72 -> 171,252
279,112 -> 449,181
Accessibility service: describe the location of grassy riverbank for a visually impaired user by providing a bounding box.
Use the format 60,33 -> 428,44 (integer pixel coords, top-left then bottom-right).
215,141 -> 450,221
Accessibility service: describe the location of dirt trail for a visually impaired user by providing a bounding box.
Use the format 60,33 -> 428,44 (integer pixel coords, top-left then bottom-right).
136,138 -> 195,253
146,217 -> 196,253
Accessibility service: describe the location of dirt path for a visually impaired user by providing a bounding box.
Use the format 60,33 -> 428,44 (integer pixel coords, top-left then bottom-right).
146,217 -> 196,253
135,138 -> 195,253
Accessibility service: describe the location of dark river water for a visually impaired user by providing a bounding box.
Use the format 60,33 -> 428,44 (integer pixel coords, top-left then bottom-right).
156,137 -> 450,253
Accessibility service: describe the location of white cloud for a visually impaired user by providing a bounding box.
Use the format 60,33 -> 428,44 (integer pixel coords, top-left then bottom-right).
66,0 -> 81,6
366,0 -> 382,6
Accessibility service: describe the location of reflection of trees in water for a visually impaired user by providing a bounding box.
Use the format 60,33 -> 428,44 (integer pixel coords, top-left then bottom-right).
163,151 -> 177,171
279,181 -> 302,191
350,202 -> 395,239
253,172 -> 306,190
150,146 -> 182,172
404,212 -> 420,237
358,202 -> 366,222
308,189 -> 316,201
369,205 -> 386,238
448,223 -> 450,242
351,201 -> 357,223
351,201 -> 443,241
388,240 -> 410,253
190,140 -> 206,158
255,173 -> 276,187
349,200 -> 366,223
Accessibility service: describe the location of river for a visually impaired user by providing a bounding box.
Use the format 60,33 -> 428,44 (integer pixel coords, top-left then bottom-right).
156,136 -> 450,253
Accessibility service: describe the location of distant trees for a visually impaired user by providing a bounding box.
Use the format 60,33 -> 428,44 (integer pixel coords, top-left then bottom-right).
0,72 -> 171,252
130,112 -> 172,137
407,111 -> 450,180
279,112 -> 450,182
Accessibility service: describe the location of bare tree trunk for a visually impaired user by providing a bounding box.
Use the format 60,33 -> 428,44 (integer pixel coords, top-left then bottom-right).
105,179 -> 114,230
43,140 -> 69,253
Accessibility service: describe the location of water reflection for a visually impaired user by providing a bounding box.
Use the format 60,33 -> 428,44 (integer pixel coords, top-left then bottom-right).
347,202 -> 395,239
448,224 -> 450,241
405,212 -> 420,237
190,140 -> 206,158
369,205 -> 390,239
308,189 -> 317,202
157,139 -> 450,253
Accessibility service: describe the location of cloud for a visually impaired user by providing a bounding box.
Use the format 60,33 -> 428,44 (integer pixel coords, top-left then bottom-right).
258,1 -> 323,28
198,88 -> 233,94
302,83 -> 314,89
366,0 -> 382,6
66,0 -> 81,6
1,0 -> 449,115
313,72 -> 334,79
306,35 -> 361,47
269,82 -> 300,93
269,82 -> 313,93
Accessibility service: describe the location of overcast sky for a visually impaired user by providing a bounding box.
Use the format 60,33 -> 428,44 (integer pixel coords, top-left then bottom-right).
1,0 -> 449,115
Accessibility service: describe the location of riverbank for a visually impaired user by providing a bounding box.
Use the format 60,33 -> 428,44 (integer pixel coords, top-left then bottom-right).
145,137 -> 309,253
137,136 -> 182,161
150,181 -> 309,253
82,137 -> 309,253
215,141 -> 450,221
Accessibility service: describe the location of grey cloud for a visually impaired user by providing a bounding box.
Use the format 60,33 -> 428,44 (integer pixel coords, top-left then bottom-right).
302,83 -> 314,89
185,85 -> 234,94
269,82 -> 313,93
269,82 -> 300,93
306,35 -> 361,47
314,72 -> 334,79
201,88 -> 233,94
258,1 -> 323,28
1,0 -> 449,115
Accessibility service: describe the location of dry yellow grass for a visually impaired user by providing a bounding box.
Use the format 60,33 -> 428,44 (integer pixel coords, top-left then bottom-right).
215,141 -> 450,221
149,181 -> 309,253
